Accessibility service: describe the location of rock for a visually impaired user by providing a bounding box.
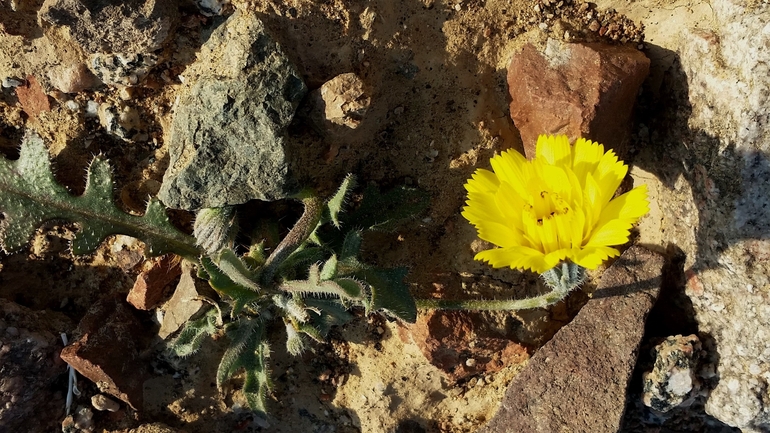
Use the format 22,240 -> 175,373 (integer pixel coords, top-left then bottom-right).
0,299 -> 74,432
158,11 -> 307,210
89,52 -> 159,87
507,38 -> 649,158
398,310 -> 529,382
642,334 -> 703,412
15,75 -> 51,120
307,73 -> 371,135
655,0 -> 770,429
127,255 -> 182,311
195,0 -> 229,16
97,102 -> 147,142
479,246 -> 664,433
47,63 -> 101,93
60,295 -> 150,410
158,262 -> 205,339
38,0 -> 177,56
91,393 -> 120,412
39,0 -> 178,86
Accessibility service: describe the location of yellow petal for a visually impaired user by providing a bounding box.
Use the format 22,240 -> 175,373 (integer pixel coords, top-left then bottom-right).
572,138 -> 604,185
474,220 -> 525,248
592,149 -> 628,207
475,246 -> 561,273
464,168 -> 499,193
573,246 -> 620,269
585,220 -> 633,247
490,149 -> 529,187
595,185 -> 650,228
536,134 -> 571,167
582,172 -> 602,239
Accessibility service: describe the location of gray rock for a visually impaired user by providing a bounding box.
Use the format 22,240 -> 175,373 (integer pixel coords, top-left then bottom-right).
479,246 -> 664,433
643,334 -> 703,412
159,11 -> 306,210
0,299 -> 74,432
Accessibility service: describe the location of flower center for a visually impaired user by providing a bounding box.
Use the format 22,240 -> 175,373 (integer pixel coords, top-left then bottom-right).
530,190 -> 570,225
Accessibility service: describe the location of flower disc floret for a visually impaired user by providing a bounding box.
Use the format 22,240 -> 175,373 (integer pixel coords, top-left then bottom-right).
462,134 -> 649,273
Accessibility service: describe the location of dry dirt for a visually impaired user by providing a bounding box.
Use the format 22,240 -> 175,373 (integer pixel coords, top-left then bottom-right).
0,0 -> 699,432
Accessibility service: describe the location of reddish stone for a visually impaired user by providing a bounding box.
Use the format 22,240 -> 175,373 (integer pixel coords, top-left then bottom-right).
399,310 -> 529,382
60,296 -> 149,410
479,246 -> 664,433
507,40 -> 650,159
127,255 -> 182,310
15,76 -> 51,120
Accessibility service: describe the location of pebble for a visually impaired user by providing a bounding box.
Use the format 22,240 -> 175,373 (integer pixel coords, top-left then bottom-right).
5,327 -> 19,337
65,100 -> 80,112
85,101 -> 99,117
465,358 -> 477,367
91,394 -> 120,412
2,77 -> 22,88
393,106 -> 405,115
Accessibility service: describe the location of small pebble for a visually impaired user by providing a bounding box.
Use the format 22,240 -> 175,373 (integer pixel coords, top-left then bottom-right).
2,77 -> 22,88
85,101 -> 99,117
91,394 -> 120,412
65,100 -> 80,112
454,3 -> 461,11
5,327 -> 19,337
465,358 -> 477,367
375,326 -> 384,335
538,22 -> 548,31
393,106 -> 405,115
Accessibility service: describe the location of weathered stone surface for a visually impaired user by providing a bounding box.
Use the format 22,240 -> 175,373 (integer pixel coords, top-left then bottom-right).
308,72 -> 371,133
47,62 -> 101,93
659,1 -> 770,430
479,246 -> 664,433
158,262 -> 204,339
507,39 -> 649,158
38,0 -> 178,56
159,11 -> 307,210
0,299 -> 74,433
60,295 -> 149,410
126,255 -> 181,311
15,75 -> 51,120
91,393 -> 120,412
643,334 -> 703,412
398,310 -> 529,382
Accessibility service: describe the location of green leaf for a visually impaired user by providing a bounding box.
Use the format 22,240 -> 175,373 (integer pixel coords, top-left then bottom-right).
200,256 -> 259,315
0,133 -> 198,257
280,263 -> 364,301
169,308 -> 219,357
320,254 -> 338,280
326,173 -> 355,228
355,267 -> 417,323
217,318 -> 265,389
344,184 -> 429,232
213,248 -> 261,292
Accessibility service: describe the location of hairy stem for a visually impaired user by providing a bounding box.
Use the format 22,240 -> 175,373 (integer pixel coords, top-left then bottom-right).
261,193 -> 324,285
415,286 -> 570,311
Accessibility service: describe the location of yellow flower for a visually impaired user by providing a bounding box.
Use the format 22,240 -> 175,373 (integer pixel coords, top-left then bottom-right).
462,134 -> 649,273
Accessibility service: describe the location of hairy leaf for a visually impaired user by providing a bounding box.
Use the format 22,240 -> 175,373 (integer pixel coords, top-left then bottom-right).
326,173 -> 356,228
170,308 -> 219,357
213,248 -> 261,292
339,230 -> 362,260
217,318 -> 265,389
0,133 -> 198,257
200,257 -> 260,316
280,263 -> 363,301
